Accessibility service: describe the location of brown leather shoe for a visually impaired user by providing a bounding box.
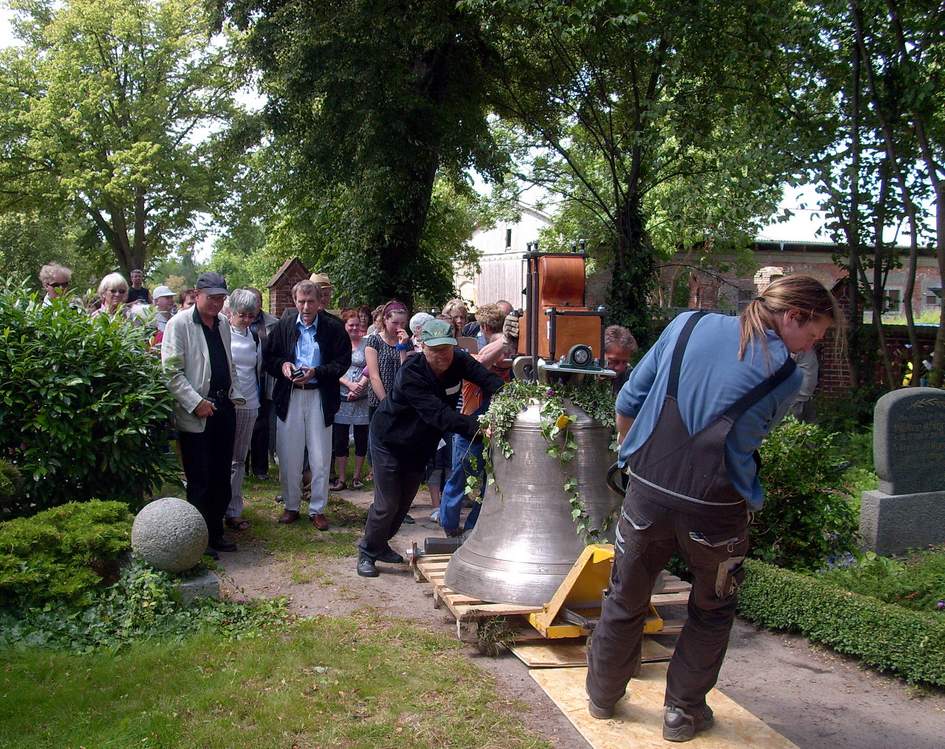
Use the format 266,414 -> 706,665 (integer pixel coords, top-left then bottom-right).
312,513 -> 329,531
278,510 -> 299,524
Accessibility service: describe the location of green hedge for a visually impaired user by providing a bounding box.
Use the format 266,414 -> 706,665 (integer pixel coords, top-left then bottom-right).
0,500 -> 132,608
738,559 -> 945,687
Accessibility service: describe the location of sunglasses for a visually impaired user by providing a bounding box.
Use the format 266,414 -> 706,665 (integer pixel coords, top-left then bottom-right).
46,281 -> 69,289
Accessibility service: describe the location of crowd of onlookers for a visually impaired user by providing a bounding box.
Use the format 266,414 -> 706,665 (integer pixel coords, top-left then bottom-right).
37,261 -> 638,561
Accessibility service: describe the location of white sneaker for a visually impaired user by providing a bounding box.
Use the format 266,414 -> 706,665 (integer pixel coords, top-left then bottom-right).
430,509 -> 440,523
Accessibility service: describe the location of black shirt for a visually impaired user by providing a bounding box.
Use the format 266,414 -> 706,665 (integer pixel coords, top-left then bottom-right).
372,349 -> 504,470
127,286 -> 151,304
194,306 -> 231,398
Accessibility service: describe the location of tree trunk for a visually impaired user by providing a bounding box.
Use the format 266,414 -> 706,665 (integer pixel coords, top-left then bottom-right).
869,162 -> 896,389
845,35 -> 863,388
851,0 -> 921,386
607,188 -> 656,348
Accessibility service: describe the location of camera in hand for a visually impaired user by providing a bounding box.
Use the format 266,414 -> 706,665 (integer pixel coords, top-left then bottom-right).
290,366 -> 304,380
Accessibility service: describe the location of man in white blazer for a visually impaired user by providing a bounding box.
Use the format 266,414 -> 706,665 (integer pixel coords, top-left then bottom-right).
162,272 -> 245,555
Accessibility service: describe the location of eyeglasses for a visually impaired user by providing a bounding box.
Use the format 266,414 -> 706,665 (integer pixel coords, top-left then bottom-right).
106,288 -> 128,294
46,281 -> 69,289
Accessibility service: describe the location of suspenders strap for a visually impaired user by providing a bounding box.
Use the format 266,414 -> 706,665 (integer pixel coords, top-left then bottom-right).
723,355 -> 797,422
667,311 -> 708,399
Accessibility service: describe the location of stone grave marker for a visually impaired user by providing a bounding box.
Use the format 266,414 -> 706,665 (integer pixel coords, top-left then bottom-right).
860,387 -> 945,554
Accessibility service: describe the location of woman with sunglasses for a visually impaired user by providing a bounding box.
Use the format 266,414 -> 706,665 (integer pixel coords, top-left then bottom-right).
39,263 -> 72,307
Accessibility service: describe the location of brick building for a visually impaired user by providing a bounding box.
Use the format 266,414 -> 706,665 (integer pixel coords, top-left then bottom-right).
267,257 -> 310,318
661,242 -> 941,396
663,240 -> 942,319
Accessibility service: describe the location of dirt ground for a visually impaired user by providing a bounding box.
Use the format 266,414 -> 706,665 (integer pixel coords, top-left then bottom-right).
218,486 -> 945,749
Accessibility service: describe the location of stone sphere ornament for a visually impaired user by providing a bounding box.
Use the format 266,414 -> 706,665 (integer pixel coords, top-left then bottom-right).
131,497 -> 208,573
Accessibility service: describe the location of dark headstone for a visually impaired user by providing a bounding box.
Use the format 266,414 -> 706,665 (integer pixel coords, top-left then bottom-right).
873,388 -> 945,495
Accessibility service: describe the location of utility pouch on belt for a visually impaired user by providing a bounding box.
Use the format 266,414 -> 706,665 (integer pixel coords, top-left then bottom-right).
715,555 -> 745,599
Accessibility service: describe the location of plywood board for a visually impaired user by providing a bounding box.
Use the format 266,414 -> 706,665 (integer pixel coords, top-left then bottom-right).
511,638 -> 672,669
531,664 -> 797,749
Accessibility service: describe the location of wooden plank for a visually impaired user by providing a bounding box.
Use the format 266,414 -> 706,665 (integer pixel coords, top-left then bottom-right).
531,664 -> 798,749
659,580 -> 691,593
650,592 -> 691,606
453,601 -> 544,619
511,638 -> 673,669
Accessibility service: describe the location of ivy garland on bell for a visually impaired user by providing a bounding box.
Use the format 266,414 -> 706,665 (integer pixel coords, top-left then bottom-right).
469,378 -> 618,544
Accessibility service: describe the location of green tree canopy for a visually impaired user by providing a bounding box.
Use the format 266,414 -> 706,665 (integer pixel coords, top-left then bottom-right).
469,0 -> 812,342
215,0 -> 508,307
0,0 -> 243,274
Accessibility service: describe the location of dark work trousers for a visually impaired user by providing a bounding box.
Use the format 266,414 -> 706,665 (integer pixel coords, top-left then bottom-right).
249,397 -> 272,477
586,491 -> 749,715
178,404 -> 237,545
357,438 -> 423,560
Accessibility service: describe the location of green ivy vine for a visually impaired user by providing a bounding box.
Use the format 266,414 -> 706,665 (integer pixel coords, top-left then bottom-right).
475,377 -> 618,544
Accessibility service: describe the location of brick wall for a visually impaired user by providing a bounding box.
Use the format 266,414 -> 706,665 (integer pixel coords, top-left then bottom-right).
267,258 -> 310,318
818,324 -> 938,396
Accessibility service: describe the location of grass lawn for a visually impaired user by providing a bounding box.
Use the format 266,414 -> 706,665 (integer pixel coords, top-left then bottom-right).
0,613 -> 549,749
817,545 -> 945,614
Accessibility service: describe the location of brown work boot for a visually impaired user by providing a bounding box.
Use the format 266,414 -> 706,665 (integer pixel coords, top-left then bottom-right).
312,513 -> 329,531
278,510 -> 299,524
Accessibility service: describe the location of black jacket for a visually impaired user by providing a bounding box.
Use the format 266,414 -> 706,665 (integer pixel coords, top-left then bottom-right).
372,349 -> 504,469
263,308 -> 351,425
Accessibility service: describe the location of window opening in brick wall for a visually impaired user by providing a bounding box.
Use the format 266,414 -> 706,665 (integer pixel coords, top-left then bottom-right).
885,288 -> 902,313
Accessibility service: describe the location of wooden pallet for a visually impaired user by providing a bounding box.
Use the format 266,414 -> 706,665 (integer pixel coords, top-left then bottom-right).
413,552 -> 689,643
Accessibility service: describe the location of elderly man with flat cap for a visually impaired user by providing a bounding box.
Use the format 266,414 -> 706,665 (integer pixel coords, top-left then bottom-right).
162,271 -> 244,556
264,279 -> 350,530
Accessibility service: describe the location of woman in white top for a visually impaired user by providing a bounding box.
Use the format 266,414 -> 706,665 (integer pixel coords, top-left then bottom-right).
225,289 -> 262,530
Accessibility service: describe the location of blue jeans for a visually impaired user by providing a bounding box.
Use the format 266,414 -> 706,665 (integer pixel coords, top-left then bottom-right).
439,433 -> 483,532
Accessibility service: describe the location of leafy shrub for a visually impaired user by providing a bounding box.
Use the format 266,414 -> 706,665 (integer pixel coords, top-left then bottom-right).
0,559 -> 292,653
818,548 -> 945,614
836,428 -> 874,472
738,559 -> 945,687
754,417 -> 859,571
813,384 -> 887,433
0,500 -> 132,608
0,283 -> 176,517
0,460 -> 20,513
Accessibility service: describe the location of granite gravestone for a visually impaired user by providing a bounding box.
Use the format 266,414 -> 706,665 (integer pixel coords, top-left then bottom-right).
860,388 -> 945,554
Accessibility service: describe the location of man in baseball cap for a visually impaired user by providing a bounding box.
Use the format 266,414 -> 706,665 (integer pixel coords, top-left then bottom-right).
355,316 -> 504,578
152,285 -> 177,333
162,270 -> 243,557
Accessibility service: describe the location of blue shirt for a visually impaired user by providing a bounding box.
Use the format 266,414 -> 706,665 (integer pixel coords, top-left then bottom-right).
294,316 -> 321,369
616,312 -> 802,510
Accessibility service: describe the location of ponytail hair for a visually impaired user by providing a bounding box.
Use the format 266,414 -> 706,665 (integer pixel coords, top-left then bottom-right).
738,275 -> 842,360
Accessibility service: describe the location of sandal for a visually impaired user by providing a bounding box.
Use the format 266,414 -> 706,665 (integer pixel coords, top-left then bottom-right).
329,479 -> 347,492
351,478 -> 365,490
225,517 -> 250,531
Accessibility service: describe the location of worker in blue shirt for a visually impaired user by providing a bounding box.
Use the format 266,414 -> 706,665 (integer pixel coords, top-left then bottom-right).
586,275 -> 841,742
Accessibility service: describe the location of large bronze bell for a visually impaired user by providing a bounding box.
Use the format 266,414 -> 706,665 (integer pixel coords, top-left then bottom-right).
444,399 -> 620,606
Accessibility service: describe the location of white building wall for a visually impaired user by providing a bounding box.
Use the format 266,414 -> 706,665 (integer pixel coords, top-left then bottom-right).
456,205 -> 553,310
